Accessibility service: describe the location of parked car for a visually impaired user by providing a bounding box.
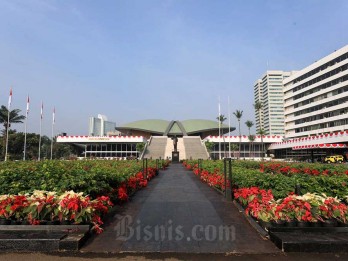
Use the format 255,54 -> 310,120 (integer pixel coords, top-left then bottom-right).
324,155 -> 345,164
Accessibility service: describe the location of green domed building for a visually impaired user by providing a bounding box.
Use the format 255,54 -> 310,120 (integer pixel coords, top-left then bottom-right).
116,119 -> 233,139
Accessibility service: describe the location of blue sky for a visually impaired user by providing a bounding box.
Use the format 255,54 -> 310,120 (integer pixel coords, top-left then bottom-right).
0,0 -> 347,136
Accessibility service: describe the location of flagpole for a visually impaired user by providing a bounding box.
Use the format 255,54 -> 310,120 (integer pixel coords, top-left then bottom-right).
50,107 -> 55,160
218,97 -> 221,160
23,111 -> 28,160
38,102 -> 43,161
228,96 -> 231,158
23,95 -> 29,161
5,88 -> 12,162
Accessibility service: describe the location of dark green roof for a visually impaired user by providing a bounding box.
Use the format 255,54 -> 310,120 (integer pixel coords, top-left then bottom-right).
117,119 -> 233,135
118,119 -> 169,134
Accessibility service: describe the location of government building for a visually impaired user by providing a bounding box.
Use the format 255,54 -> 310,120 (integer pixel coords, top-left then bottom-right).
57,119 -> 281,160
270,45 -> 348,160
254,70 -> 294,136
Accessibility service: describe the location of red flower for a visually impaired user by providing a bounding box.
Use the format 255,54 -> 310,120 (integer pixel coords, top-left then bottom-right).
127,177 -> 137,190
118,187 -> 128,201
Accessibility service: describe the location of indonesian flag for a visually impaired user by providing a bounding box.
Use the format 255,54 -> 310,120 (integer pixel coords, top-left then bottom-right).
8,87 -> 12,108
40,102 -> 43,119
26,95 -> 30,115
52,107 -> 55,125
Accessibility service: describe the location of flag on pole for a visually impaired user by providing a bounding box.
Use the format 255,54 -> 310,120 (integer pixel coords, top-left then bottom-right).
52,107 -> 55,125
40,102 -> 43,119
26,95 -> 30,115
8,88 -> 12,108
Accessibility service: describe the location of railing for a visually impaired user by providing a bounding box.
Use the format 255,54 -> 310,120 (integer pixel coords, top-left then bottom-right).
140,137 -> 152,159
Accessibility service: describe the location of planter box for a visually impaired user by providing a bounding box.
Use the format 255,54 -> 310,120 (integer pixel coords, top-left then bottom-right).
269,227 -> 348,253
0,225 -> 90,252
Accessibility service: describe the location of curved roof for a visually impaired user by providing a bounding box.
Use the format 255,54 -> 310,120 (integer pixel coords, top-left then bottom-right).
181,119 -> 230,134
119,119 -> 170,134
117,119 -> 233,135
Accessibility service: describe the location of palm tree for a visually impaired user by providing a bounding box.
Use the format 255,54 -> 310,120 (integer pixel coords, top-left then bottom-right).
253,101 -> 263,129
229,144 -> 239,158
0,105 -> 25,158
248,135 -> 255,159
257,128 -> 266,161
253,102 -> 264,160
245,120 -> 254,136
0,105 -> 25,132
233,110 -> 243,159
216,114 -> 227,158
245,120 -> 254,159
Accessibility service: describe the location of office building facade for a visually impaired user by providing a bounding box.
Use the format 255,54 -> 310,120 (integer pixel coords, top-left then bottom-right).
254,71 -> 292,135
89,114 -> 116,136
283,45 -> 348,139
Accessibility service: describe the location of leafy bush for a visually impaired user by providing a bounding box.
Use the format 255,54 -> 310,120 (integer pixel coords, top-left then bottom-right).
0,160 -> 161,197
184,160 -> 348,199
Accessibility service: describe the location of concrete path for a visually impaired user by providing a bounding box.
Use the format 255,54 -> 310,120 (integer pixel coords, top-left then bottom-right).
82,164 -> 279,253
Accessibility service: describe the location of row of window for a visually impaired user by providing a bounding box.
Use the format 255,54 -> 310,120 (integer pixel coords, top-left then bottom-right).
292,63 -> 348,93
292,74 -> 348,101
293,52 -> 348,85
295,107 -> 348,125
293,89 -> 348,116
294,118 -> 348,133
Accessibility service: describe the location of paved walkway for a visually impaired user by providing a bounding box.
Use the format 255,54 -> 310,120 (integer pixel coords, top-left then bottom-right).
82,164 -> 279,253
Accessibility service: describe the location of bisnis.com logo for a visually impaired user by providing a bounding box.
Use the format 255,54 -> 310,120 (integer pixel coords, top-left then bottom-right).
114,215 -> 236,242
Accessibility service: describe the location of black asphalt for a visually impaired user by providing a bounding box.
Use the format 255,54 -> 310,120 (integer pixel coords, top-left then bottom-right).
82,164 -> 279,254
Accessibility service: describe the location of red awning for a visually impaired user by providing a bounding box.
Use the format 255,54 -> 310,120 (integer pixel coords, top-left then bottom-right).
292,143 -> 347,150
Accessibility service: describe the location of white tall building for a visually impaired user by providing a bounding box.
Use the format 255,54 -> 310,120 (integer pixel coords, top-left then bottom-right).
284,45 -> 348,139
254,71 -> 293,135
89,114 -> 116,136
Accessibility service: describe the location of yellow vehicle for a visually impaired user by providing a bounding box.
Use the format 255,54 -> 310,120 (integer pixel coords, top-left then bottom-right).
324,155 -> 344,164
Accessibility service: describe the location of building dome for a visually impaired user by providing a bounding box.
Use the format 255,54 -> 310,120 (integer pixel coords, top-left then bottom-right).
116,119 -> 234,138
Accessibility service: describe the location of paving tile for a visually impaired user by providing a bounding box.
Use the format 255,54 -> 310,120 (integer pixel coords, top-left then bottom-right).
82,164 -> 279,254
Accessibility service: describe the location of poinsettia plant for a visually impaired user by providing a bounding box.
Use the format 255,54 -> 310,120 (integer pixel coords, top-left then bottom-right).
275,195 -> 314,222
318,195 -> 347,222
58,191 -> 92,223
24,190 -> 59,224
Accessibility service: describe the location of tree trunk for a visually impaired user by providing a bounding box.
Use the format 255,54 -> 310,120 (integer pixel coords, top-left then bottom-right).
258,110 -> 264,161
248,129 -> 251,159
238,120 -> 241,159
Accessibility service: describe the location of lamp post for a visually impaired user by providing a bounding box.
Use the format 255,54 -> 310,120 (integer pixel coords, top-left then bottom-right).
224,158 -> 233,201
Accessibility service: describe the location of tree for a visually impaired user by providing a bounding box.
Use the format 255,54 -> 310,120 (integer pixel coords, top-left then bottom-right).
257,128 -> 266,161
253,101 -> 263,130
216,115 -> 227,159
0,131 -> 77,160
216,115 -> 227,124
245,120 -> 254,159
136,142 -> 146,158
53,142 -> 77,159
253,102 -> 264,161
229,144 -> 239,158
0,105 -> 25,159
233,110 -> 243,158
248,135 -> 255,159
204,141 -> 214,159
0,105 -> 26,133
245,120 -> 254,136
2,132 -> 49,160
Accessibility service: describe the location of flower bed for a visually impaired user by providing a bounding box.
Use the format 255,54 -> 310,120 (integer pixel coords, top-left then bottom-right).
184,159 -> 348,228
234,187 -> 348,228
183,160 -> 348,199
0,160 -> 170,233
0,160 -> 169,196
260,162 -> 348,176
0,190 -> 112,233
